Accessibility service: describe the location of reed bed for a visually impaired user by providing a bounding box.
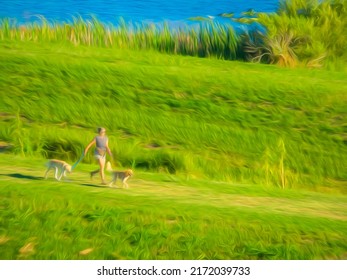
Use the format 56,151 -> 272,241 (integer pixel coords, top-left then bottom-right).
0,16 -> 239,60
1,0 -> 346,68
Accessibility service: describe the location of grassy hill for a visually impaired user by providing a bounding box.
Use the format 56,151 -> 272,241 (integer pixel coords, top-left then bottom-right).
0,40 -> 346,190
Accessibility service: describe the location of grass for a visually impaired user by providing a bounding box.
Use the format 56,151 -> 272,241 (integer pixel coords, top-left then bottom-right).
0,1 -> 346,259
0,40 -> 346,190
0,16 -> 239,60
0,154 -> 346,260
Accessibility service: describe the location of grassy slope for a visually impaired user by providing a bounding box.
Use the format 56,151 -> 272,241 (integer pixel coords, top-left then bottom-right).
0,40 -> 346,190
0,154 -> 346,260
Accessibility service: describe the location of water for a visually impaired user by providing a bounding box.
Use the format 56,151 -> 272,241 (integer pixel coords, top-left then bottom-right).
1,0 -> 279,26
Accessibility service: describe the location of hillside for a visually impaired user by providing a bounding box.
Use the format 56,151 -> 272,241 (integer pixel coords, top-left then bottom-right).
0,29 -> 347,260
0,40 -> 346,191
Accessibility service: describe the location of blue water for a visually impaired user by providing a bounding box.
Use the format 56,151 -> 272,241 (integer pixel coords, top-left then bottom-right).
0,0 -> 278,25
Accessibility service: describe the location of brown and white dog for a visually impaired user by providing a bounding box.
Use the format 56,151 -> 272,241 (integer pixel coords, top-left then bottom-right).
44,159 -> 72,181
106,161 -> 133,188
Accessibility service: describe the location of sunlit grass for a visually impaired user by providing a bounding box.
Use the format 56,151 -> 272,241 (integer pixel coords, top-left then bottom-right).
0,154 -> 346,260
0,0 -> 346,261
0,39 -> 346,190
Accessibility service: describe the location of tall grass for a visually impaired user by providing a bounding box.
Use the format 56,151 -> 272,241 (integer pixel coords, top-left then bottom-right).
0,0 -> 346,67
0,16 -> 239,60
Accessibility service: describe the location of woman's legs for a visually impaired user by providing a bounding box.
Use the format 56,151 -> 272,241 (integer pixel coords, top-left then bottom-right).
90,155 -> 106,183
90,169 -> 99,179
98,156 -> 106,183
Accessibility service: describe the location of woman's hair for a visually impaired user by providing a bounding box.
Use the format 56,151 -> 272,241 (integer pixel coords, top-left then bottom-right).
97,127 -> 106,133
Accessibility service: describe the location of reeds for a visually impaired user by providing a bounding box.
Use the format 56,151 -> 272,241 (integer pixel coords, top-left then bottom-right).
1,0 -> 345,67
0,16 -> 239,60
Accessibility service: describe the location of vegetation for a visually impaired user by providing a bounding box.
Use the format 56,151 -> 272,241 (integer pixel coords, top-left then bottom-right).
242,0 -> 347,68
0,155 -> 346,260
0,0 -> 346,68
0,41 -> 346,190
0,0 -> 346,260
0,16 -> 239,60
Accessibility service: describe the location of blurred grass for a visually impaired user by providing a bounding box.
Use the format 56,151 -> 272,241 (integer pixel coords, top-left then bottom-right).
0,39 -> 346,191
0,154 -> 346,260
0,0 -> 346,261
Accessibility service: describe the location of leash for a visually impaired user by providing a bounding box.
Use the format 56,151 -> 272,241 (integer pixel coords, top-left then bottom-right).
71,151 -> 85,171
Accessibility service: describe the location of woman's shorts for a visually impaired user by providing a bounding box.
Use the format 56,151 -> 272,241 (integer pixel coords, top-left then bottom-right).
94,153 -> 106,161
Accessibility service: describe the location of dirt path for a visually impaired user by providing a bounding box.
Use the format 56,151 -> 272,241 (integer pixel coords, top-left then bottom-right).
1,163 -> 346,221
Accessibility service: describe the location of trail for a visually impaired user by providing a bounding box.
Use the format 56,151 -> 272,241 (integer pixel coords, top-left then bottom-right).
1,161 -> 346,222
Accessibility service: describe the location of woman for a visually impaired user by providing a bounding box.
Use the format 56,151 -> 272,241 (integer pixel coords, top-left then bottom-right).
84,127 -> 113,184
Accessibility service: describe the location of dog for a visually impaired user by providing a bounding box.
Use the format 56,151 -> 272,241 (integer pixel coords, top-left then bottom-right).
44,159 -> 72,181
106,161 -> 133,188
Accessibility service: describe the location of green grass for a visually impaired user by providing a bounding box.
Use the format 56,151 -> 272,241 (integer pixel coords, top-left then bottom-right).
0,40 -> 346,190
0,16 -> 239,60
0,9 -> 346,259
0,154 -> 346,260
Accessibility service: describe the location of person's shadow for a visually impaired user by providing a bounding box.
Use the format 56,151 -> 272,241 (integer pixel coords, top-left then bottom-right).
80,183 -> 109,188
1,173 -> 111,188
6,173 -> 43,180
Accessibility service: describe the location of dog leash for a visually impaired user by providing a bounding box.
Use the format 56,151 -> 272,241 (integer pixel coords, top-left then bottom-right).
71,151 -> 85,171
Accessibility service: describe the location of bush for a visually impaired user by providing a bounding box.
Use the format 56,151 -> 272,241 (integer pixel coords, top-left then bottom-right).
241,0 -> 347,67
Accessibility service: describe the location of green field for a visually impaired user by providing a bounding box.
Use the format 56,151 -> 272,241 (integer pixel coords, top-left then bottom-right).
1,40 -> 346,189
0,12 -> 346,259
0,154 -> 346,260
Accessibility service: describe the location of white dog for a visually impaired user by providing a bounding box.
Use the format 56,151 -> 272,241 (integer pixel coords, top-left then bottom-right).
106,161 -> 133,188
44,159 -> 72,181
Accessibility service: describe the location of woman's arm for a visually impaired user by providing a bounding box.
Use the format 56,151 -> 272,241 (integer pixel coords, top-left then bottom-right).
84,138 -> 96,155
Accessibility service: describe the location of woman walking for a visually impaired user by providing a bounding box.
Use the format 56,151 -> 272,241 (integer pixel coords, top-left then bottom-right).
84,127 -> 113,184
